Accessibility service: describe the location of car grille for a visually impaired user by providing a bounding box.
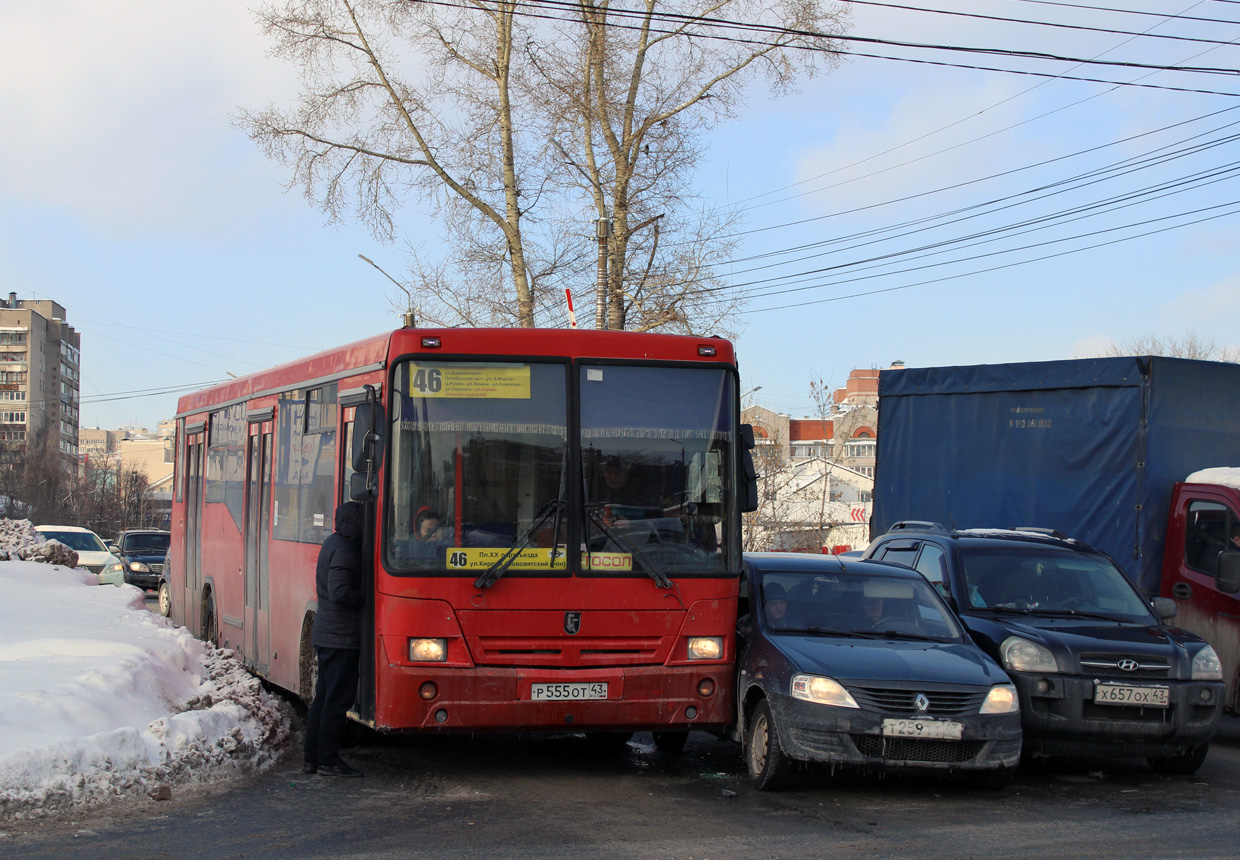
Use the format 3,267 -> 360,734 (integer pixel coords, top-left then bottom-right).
1081,702 -> 1174,722
848,686 -> 987,716
83,564 -> 103,574
150,564 -> 164,573
852,735 -> 986,763
1079,654 -> 1170,678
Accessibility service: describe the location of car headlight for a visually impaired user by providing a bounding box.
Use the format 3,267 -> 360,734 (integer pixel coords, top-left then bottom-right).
979,684 -> 1020,714
408,638 -> 447,662
687,636 -> 723,660
1000,636 -> 1058,673
790,674 -> 859,709
129,561 -> 150,573
1192,645 -> 1223,681
104,562 -> 125,574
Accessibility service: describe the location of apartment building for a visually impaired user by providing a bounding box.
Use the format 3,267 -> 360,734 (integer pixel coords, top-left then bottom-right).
0,294 -> 80,468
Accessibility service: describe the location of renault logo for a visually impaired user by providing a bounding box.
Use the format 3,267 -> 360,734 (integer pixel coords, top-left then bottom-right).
564,612 -> 582,635
1118,659 -> 1140,672
914,693 -> 930,712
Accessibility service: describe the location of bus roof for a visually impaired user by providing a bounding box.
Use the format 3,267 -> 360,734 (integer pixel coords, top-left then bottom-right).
175,328 -> 736,418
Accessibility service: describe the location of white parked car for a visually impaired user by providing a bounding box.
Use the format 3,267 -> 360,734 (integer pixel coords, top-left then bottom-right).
34,525 -> 127,586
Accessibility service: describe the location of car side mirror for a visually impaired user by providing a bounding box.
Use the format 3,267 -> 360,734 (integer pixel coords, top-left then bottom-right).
1151,596 -> 1177,620
1217,551 -> 1240,595
107,544 -> 121,554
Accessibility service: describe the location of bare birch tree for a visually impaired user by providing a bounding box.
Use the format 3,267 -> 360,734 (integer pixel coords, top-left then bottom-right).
1099,331 -> 1239,363
241,0 -> 849,331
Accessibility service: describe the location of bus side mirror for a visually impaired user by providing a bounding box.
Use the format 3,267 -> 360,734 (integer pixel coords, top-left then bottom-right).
350,471 -> 375,502
351,402 -> 386,475
739,424 -> 758,513
1218,551 -> 1240,594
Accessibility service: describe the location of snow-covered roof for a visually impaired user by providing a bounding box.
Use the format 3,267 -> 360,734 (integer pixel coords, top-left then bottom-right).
1185,467 -> 1240,491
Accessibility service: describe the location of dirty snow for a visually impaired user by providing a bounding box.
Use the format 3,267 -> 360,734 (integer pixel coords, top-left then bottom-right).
0,527 -> 290,822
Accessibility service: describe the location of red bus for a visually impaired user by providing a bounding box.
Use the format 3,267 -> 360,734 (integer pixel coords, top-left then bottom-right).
168,327 -> 757,744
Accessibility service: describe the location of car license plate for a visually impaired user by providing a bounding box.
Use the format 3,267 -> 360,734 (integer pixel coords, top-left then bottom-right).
881,718 -> 963,740
1094,683 -> 1169,707
530,682 -> 609,701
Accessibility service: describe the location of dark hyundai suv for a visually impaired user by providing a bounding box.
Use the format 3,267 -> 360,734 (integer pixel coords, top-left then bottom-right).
865,523 -> 1224,773
113,529 -> 172,592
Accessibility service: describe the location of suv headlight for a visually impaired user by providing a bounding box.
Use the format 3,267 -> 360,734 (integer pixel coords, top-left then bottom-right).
979,684 -> 1020,714
1192,645 -> 1223,681
129,561 -> 150,573
1000,636 -> 1058,673
791,674 -> 859,708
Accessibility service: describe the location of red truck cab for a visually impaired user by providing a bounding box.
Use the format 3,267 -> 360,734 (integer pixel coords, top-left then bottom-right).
1160,471 -> 1240,713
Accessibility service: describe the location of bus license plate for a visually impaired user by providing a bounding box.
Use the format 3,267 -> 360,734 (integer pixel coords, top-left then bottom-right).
881,719 -> 962,740
1094,683 -> 1169,707
530,682 -> 609,701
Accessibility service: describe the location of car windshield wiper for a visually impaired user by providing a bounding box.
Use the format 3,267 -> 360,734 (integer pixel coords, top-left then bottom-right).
974,605 -> 1037,615
869,630 -> 946,642
474,498 -> 565,590
1023,608 -> 1128,622
585,505 -> 673,589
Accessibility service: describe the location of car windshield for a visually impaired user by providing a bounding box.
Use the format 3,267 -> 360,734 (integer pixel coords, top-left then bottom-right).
958,546 -> 1155,622
758,570 -> 962,642
580,364 -> 737,577
122,533 -> 170,553
40,530 -> 106,553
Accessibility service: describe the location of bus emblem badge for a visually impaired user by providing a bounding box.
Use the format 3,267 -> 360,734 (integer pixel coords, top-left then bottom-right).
564,612 -> 582,635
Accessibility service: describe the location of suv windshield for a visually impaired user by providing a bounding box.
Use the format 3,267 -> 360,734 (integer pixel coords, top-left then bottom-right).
757,570 -> 962,641
958,546 -> 1155,622
580,364 -> 737,577
386,360 -> 568,573
122,533 -> 171,554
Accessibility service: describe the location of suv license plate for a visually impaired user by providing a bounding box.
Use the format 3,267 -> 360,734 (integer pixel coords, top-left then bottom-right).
530,682 -> 609,701
1094,683 -> 1169,707
882,719 -> 962,740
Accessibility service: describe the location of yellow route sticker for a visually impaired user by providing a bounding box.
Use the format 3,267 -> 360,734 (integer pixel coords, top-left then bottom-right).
411,365 -> 530,399
445,547 -> 569,570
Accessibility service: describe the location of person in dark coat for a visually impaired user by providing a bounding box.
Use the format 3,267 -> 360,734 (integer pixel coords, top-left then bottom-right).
303,501 -> 366,778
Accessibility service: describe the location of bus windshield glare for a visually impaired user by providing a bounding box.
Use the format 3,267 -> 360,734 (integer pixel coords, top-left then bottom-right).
384,359 -> 737,577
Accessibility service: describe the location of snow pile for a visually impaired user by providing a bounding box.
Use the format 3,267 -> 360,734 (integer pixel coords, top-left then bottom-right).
0,560 -> 291,821
1186,467 -> 1240,491
0,518 -> 77,566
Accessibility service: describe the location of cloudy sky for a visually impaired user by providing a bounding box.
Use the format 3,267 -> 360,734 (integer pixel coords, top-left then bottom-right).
2,0 -> 1237,430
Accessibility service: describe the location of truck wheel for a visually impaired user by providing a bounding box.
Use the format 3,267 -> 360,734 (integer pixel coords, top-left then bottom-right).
746,699 -> 792,790
1148,743 -> 1209,775
652,731 -> 689,754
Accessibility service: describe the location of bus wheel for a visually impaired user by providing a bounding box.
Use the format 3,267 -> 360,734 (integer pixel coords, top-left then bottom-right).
202,593 -> 217,647
652,731 -> 689,754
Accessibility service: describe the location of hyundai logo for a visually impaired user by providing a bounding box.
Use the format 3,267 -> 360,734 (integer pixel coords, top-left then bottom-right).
1117,659 -> 1140,672
914,693 -> 930,712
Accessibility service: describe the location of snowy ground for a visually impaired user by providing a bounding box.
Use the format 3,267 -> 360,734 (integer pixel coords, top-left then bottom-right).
0,556 -> 291,822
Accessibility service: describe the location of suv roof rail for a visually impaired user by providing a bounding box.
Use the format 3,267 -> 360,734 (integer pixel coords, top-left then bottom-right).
886,520 -> 950,534
1011,526 -> 1073,540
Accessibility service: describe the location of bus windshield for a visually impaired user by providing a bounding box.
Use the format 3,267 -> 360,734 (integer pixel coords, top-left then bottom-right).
384,359 -> 737,578
580,364 -> 737,576
386,360 -> 568,573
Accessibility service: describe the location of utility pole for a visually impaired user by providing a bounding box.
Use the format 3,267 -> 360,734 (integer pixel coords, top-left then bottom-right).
595,216 -> 611,330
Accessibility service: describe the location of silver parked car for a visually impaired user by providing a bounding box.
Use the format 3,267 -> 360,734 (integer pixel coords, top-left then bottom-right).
34,525 -> 127,585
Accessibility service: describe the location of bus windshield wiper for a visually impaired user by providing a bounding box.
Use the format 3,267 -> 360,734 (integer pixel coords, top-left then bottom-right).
586,506 -> 674,589
474,498 -> 565,589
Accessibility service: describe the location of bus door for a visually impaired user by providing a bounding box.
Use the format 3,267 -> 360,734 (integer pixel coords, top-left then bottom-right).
244,419 -> 274,673
184,426 -> 206,632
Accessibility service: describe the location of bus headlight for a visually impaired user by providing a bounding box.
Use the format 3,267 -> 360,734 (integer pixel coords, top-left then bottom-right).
980,684 -> 1020,714
687,637 -> 723,660
408,638 -> 447,662
791,674 -> 859,708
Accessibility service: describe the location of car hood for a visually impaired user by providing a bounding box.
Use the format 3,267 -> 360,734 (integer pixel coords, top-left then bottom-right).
124,551 -> 166,563
962,614 -> 1201,659
772,634 -> 1009,687
72,550 -> 120,566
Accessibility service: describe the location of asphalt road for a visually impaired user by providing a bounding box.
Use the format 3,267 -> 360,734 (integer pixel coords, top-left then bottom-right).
7,721 -> 1240,860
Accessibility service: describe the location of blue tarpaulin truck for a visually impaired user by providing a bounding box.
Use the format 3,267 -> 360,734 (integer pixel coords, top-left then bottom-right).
871,355 -> 1240,712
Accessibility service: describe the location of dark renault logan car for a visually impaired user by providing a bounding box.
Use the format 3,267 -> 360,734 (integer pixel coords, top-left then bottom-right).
738,553 -> 1022,790
113,529 -> 172,592
866,524 -> 1225,773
